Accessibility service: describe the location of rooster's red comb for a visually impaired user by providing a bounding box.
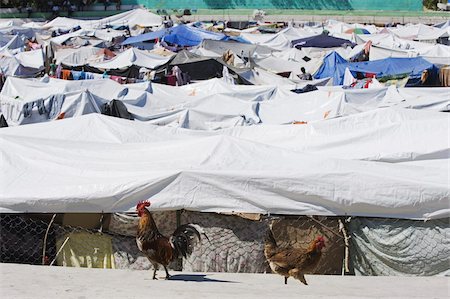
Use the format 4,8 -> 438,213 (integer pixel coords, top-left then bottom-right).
136,200 -> 151,209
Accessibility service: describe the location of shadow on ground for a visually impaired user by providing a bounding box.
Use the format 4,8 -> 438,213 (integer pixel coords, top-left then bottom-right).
169,274 -> 239,283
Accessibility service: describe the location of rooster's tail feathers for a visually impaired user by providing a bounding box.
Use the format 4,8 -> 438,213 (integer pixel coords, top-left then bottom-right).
170,224 -> 205,258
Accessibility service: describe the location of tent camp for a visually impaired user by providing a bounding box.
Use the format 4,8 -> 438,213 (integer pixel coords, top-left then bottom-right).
0,9 -> 449,279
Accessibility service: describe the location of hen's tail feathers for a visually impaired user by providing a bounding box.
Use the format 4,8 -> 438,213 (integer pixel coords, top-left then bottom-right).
170,224 -> 207,258
264,228 -> 278,258
265,228 -> 277,247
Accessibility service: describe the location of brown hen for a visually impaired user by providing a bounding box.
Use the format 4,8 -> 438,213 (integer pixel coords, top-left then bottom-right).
264,228 -> 326,285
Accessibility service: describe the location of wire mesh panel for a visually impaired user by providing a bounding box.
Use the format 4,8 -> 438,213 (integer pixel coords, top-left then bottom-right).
1,213 -> 448,276
180,212 -> 346,274
270,216 -> 346,275
349,217 -> 450,276
0,214 -> 134,268
0,214 -> 58,265
181,211 -> 269,273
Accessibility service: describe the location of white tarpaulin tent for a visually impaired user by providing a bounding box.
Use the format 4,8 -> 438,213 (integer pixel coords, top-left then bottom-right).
241,27 -> 317,51
355,33 -> 450,65
0,48 -> 44,76
54,46 -> 112,67
42,8 -> 162,32
0,107 -> 448,219
1,77 -> 449,127
89,48 -> 171,70
389,24 -> 449,42
49,28 -> 126,45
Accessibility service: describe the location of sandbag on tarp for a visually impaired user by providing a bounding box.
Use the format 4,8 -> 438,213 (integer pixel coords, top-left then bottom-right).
292,33 -> 355,49
0,114 -> 8,127
290,84 -> 318,94
102,100 -> 134,120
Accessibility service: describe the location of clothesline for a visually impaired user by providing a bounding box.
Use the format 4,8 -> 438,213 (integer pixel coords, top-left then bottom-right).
52,68 -> 136,84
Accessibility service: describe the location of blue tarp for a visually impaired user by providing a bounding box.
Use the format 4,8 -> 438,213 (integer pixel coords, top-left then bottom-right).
292,34 -> 355,49
332,57 -> 437,86
122,25 -> 227,47
164,25 -> 225,47
122,29 -> 167,45
314,51 -> 347,79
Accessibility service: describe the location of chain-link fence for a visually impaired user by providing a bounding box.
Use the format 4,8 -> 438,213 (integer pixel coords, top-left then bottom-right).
1,212 -> 448,276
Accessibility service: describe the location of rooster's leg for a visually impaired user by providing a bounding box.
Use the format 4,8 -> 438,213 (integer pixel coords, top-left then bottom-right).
164,266 -> 171,280
284,277 -> 288,285
152,263 -> 159,280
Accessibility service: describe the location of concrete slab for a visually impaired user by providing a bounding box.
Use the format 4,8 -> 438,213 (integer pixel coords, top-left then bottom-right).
1,263 -> 449,299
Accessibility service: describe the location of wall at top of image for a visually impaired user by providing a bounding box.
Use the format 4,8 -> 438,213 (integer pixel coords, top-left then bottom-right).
124,0 -> 423,11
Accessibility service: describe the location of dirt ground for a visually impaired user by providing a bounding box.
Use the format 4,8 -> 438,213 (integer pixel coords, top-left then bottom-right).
1,263 -> 449,299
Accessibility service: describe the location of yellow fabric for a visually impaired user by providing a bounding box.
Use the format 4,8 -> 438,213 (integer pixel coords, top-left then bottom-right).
56,232 -> 115,269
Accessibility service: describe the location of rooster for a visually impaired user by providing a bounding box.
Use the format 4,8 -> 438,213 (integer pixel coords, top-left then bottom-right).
264,228 -> 326,285
136,200 -> 204,280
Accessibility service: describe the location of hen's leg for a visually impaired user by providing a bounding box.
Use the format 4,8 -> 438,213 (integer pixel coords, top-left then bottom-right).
284,276 -> 288,285
164,265 -> 171,280
298,273 -> 308,285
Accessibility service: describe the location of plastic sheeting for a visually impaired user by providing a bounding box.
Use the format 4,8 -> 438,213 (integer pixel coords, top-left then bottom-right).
356,33 -> 450,66
292,34 -> 355,49
43,8 -> 162,31
0,48 -> 44,76
0,107 -> 448,218
241,27 -> 317,51
1,77 -> 449,128
89,48 -> 171,70
314,51 -> 347,79
350,218 -> 450,276
389,24 -> 448,41
123,25 -> 226,47
50,29 -> 126,45
332,57 -> 436,86
54,46 -> 112,67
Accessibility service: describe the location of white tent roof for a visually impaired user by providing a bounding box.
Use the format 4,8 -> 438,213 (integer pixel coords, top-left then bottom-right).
0,48 -> 44,76
389,24 -> 449,41
1,77 -> 449,127
241,27 -> 317,51
89,48 -> 171,70
0,108 -> 448,219
50,28 -> 125,45
43,8 -> 162,31
54,46 -> 110,66
356,33 -> 450,65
